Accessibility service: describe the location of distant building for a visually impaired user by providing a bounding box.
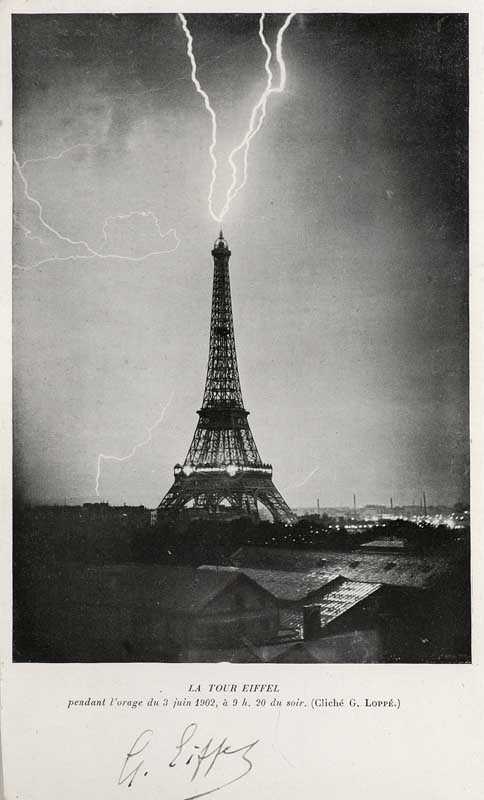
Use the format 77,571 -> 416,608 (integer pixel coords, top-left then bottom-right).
360,537 -> 407,551
361,505 -> 387,519
18,503 -> 151,528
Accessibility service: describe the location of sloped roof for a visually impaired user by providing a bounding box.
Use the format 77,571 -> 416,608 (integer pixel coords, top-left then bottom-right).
42,563 -> 273,614
315,580 -> 382,626
278,580 -> 381,634
199,565 -> 341,601
230,546 -> 452,589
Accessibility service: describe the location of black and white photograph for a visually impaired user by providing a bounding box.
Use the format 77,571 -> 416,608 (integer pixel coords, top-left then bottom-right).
12,12 -> 470,664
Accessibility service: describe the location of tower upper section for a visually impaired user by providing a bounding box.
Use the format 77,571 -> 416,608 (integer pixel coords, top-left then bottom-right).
201,232 -> 244,410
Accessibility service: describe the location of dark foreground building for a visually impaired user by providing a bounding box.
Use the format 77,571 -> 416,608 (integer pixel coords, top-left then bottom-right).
17,564 -> 279,661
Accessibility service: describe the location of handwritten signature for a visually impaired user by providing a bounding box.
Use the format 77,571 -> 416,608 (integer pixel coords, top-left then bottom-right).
118,724 -> 259,799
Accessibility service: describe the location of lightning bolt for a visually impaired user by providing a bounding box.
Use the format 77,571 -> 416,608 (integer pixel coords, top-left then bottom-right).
95,392 -> 174,498
13,152 -> 180,271
179,12 -> 295,222
284,466 -> 320,493
178,13 -> 219,222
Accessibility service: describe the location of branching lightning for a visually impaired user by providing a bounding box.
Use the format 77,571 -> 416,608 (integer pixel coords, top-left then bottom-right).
13,98 -> 177,271
15,14 -> 295,266
101,210 -> 172,245
221,12 -> 295,219
18,104 -> 114,170
95,392 -> 174,498
19,141 -> 99,171
179,12 -> 295,222
13,152 -> 180,271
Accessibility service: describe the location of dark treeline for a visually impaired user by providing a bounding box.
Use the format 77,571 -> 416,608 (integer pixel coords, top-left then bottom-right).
14,507 -> 469,570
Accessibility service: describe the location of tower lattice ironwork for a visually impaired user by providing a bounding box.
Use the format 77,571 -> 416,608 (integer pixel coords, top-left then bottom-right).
159,232 -> 296,524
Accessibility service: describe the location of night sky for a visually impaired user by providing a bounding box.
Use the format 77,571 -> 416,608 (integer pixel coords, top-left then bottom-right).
13,13 -> 468,508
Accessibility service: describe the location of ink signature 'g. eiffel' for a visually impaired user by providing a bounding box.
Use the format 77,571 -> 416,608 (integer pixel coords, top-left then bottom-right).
118,724 -> 259,799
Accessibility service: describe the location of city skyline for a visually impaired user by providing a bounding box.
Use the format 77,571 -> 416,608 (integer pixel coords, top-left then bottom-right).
13,14 -> 468,509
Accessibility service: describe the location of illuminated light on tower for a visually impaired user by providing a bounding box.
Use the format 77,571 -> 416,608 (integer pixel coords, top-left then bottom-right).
158,232 -> 295,524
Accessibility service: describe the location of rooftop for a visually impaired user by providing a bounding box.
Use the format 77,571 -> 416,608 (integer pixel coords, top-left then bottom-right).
199,565 -> 342,602
316,580 -> 382,626
278,579 -> 382,637
229,546 -> 454,589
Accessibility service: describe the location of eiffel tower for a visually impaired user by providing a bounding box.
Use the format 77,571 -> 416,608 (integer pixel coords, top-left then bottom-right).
159,232 -> 296,524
